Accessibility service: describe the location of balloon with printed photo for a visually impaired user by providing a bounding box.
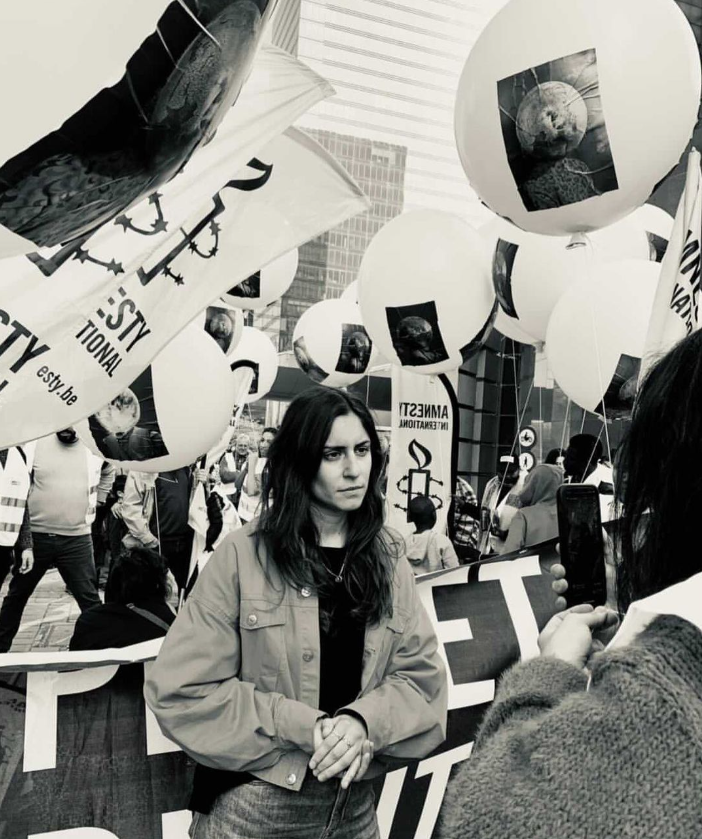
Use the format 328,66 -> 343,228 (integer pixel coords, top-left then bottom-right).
76,324 -> 236,471
203,305 -> 244,355
226,326 -> 278,403
358,210 -> 496,375
292,298 -> 374,387
482,205 -> 672,342
0,0 -> 278,256
455,0 -> 700,236
221,248 -> 299,310
545,260 -> 660,417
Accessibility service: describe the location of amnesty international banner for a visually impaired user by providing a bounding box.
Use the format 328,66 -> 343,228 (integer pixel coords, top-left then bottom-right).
387,368 -> 459,539
0,123 -> 369,447
641,148 -> 702,380
0,543 -> 560,838
0,46 -> 368,447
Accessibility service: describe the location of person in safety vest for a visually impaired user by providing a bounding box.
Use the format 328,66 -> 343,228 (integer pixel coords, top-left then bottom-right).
0,445 -> 34,590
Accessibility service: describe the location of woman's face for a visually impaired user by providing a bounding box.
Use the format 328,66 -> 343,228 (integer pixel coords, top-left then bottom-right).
311,413 -> 373,515
259,431 -> 275,456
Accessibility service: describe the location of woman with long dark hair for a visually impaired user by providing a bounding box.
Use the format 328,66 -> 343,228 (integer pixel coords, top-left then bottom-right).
440,330 -> 702,839
145,387 -> 447,838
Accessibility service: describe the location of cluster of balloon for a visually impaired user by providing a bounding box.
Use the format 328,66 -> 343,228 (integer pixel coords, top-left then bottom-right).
75,324 -> 236,471
220,249 -> 299,311
226,326 -> 279,403
485,204 -> 673,344
0,0 -> 276,256
202,303 -> 245,355
545,260 -> 660,418
292,298 -> 374,387
358,210 -> 496,376
455,0 -> 700,237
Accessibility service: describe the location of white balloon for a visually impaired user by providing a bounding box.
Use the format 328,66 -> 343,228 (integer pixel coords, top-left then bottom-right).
76,324 -> 235,472
455,0 -> 700,235
358,210 -> 496,375
483,204 -> 673,341
494,308 -> 540,345
340,280 -> 359,304
227,326 -> 279,403
545,260 -> 660,415
202,304 -> 245,355
293,298 -> 374,388
221,249 -> 299,311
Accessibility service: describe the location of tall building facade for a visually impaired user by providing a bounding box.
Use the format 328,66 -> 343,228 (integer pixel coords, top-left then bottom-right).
278,129 -> 406,351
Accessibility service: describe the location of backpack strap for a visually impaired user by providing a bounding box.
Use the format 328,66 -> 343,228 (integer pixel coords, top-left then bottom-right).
126,603 -> 172,633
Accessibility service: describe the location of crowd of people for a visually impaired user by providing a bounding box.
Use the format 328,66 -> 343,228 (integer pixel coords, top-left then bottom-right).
1,328 -> 701,837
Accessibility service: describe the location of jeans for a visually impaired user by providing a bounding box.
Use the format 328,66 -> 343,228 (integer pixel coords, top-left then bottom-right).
0,532 -> 101,652
190,773 -> 379,839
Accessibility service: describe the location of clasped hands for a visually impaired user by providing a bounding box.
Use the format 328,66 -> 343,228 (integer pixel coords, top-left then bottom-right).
309,715 -> 373,789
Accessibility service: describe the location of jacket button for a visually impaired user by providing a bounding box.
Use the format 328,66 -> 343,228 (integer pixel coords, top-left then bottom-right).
247,614 -> 258,626
286,773 -> 297,785
303,651 -> 313,662
300,586 -> 311,598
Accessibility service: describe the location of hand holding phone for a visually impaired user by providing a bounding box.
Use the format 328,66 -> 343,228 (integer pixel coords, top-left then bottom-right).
557,484 -> 607,608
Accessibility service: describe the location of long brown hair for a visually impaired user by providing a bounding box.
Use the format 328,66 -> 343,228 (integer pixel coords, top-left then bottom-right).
256,387 -> 399,624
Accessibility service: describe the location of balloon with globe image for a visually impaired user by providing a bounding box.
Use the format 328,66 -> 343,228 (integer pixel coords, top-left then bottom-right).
76,323 -> 236,471
221,249 -> 299,311
227,326 -> 279,403
358,210 -> 496,375
455,0 -> 700,236
484,204 -> 673,343
545,260 -> 660,417
292,298 -> 374,388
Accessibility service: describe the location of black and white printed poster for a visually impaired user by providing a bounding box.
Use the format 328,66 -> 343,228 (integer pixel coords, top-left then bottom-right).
497,48 -> 618,212
386,301 -> 450,368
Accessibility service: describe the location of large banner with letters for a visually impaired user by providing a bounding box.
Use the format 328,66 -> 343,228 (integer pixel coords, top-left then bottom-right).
0,46 -> 370,448
0,543 -> 559,838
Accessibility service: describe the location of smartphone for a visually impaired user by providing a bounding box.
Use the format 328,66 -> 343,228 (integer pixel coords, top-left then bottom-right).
556,484 -> 607,607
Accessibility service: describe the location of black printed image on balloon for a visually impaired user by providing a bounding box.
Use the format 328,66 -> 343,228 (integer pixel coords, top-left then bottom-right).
493,239 -> 519,318
230,359 -> 259,395
293,336 -> 328,383
647,232 -> 669,263
0,0 -> 275,248
227,271 -> 261,299
205,306 -> 238,354
336,324 -> 372,374
595,353 -> 640,420
386,301 -> 449,367
497,48 -> 618,212
88,367 -> 169,461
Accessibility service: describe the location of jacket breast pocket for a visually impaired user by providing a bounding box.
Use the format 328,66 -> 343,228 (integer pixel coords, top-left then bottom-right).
239,600 -> 288,692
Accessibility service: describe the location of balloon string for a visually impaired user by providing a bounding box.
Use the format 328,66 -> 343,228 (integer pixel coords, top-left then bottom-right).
125,70 -> 149,125
583,235 -> 613,467
175,0 -> 222,49
560,396 -> 571,454
157,26 -> 178,68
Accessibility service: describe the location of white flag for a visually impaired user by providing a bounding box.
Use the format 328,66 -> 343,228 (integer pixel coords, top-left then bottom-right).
0,125 -> 369,447
640,149 -> 702,379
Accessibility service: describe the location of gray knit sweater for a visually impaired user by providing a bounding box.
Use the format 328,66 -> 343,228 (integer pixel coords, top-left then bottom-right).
439,615 -> 702,839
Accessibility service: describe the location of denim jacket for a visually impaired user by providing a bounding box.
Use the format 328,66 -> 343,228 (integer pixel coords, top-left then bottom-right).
144,521 -> 447,791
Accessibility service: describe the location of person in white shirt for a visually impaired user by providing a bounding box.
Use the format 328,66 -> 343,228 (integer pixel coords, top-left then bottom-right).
0,428 -> 112,653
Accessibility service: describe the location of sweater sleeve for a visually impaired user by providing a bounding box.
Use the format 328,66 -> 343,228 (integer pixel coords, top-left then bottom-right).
17,504 -> 32,551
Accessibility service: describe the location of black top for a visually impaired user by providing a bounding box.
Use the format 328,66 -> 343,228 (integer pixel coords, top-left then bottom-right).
68,600 -> 175,651
153,469 -> 191,540
190,546 -> 366,814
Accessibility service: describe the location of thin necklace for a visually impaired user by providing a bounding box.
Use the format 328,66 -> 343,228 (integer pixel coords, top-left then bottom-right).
318,545 -> 350,584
